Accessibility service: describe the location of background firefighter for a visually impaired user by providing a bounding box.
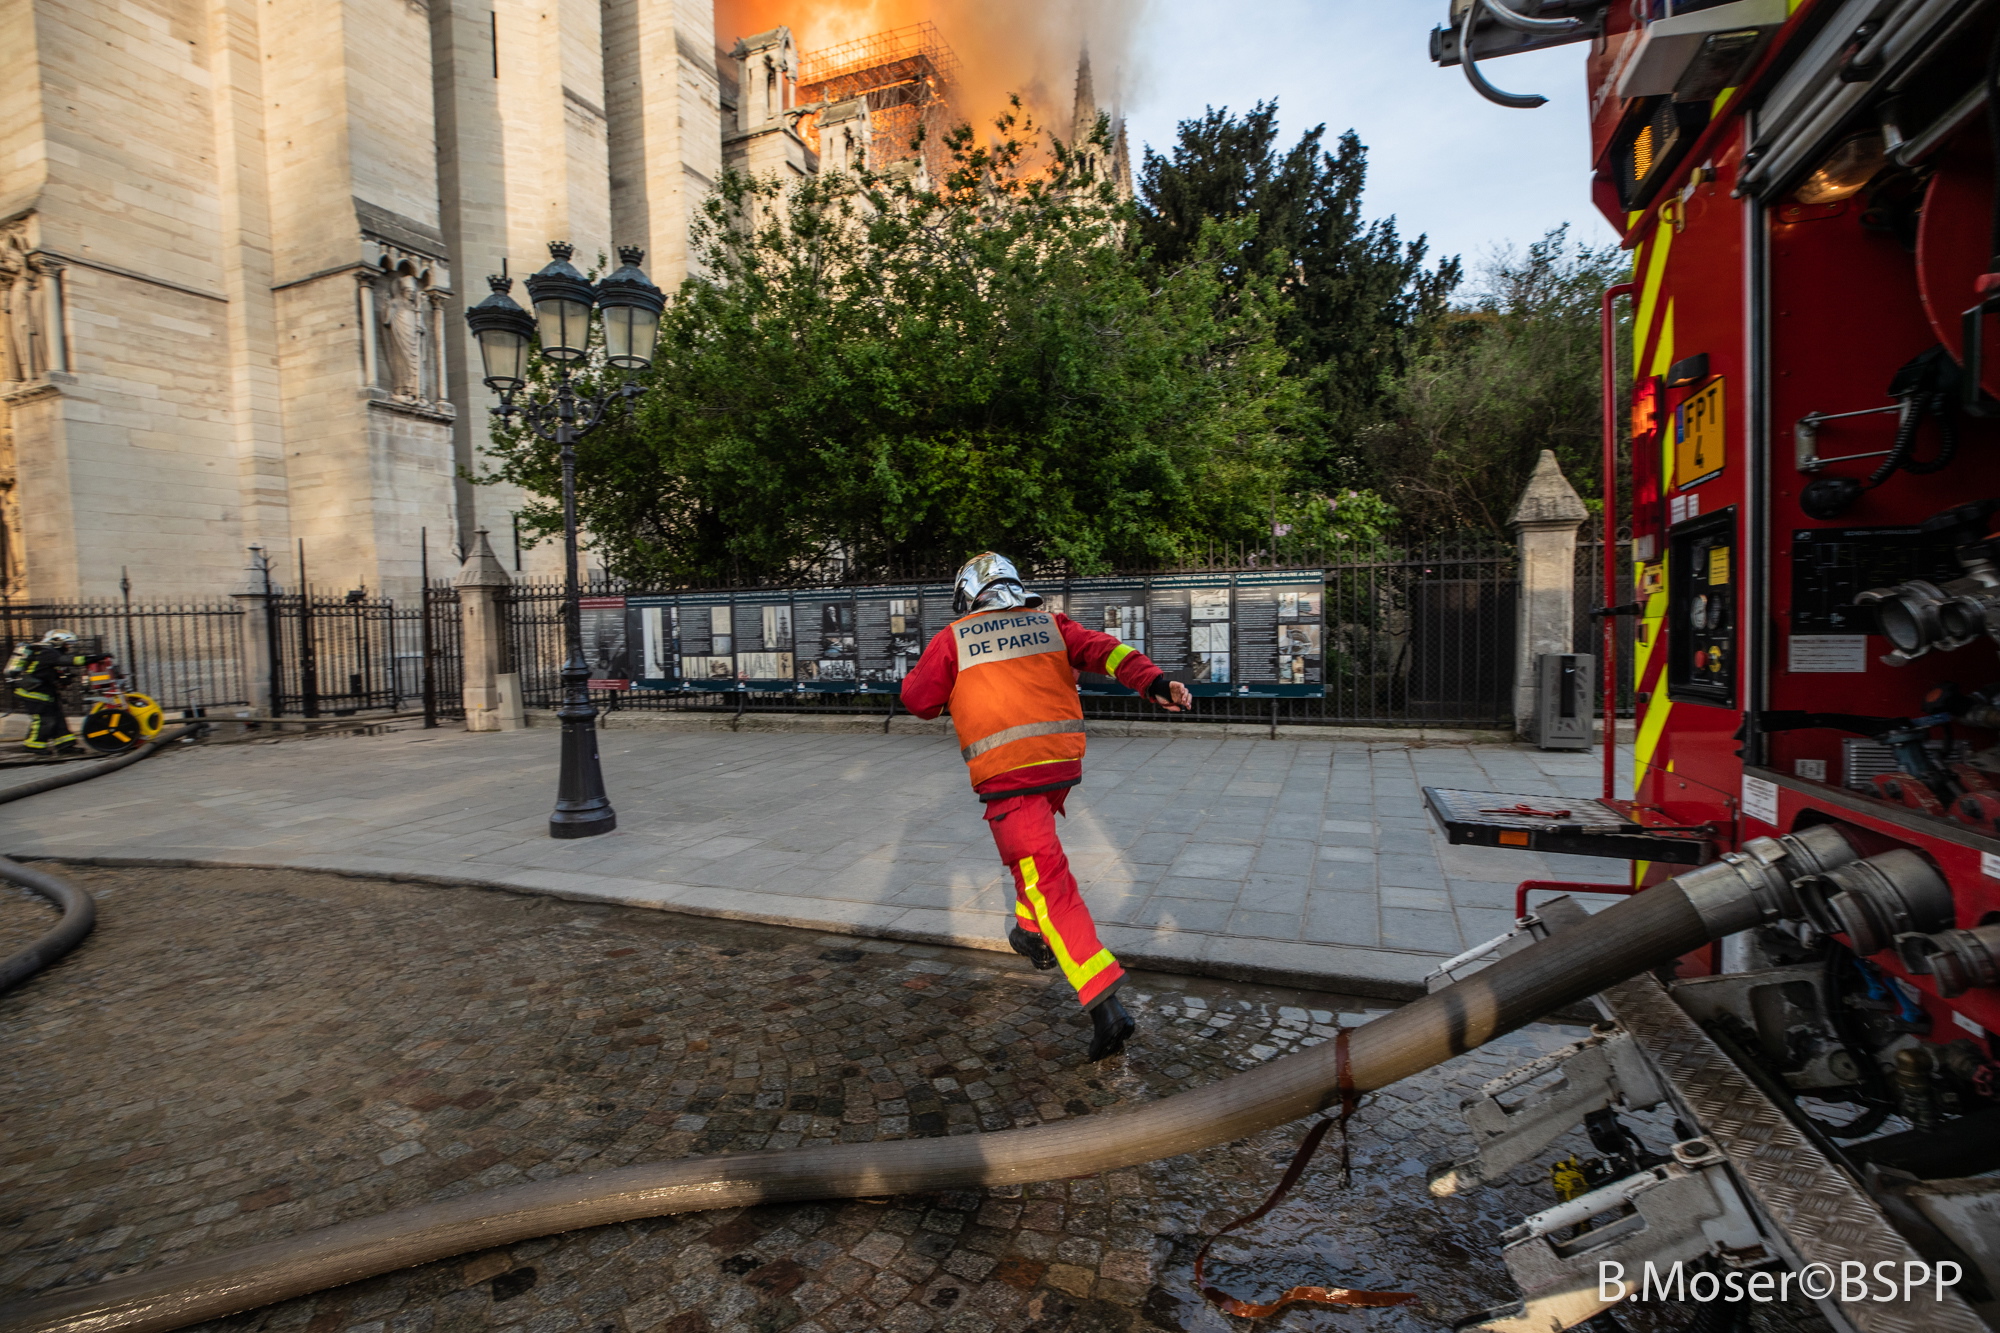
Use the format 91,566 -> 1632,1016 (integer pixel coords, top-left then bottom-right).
6,630 -> 88,754
900,553 -> 1194,1062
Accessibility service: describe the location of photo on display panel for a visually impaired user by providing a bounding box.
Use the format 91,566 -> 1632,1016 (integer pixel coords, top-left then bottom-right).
1280,591 -> 1322,619
887,597 -> 923,678
680,655 -> 736,681
1190,589 -> 1230,621
1190,621 -> 1230,683
738,651 -> 794,679
582,601 -> 631,686
1103,604 -> 1145,652
805,658 -> 856,681
709,605 -> 732,657
762,605 -> 792,648
638,605 -> 675,679
821,602 -> 855,657
1278,622 -> 1320,684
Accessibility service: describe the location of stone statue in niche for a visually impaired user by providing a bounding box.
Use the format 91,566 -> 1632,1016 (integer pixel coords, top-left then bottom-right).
379,271 -> 425,398
1,238 -> 44,385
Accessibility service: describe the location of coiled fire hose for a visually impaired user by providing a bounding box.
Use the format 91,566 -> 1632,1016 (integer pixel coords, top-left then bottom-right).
0,825 -> 1862,1333
0,725 -> 197,996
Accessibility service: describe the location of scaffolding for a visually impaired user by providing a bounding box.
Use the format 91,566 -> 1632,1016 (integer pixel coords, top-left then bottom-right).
796,22 -> 962,178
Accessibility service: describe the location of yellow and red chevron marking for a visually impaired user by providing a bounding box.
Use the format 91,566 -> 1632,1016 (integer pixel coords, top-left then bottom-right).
1626,212 -> 1677,812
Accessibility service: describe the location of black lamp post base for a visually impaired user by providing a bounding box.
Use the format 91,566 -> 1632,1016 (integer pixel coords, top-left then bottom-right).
550,806 -> 617,838
550,669 -> 615,839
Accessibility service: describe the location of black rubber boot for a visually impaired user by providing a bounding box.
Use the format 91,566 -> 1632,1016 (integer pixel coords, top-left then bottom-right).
1008,924 -> 1056,970
1087,993 -> 1135,1062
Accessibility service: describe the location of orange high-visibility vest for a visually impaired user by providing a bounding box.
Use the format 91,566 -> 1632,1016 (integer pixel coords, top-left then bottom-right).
947,608 -> 1086,787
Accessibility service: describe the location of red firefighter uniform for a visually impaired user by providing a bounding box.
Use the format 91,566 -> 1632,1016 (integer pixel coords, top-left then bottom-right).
900,608 -> 1167,1010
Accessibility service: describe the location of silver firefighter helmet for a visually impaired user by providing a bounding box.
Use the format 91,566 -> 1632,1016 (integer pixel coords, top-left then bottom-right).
953,552 -> 1043,614
39,630 -> 76,647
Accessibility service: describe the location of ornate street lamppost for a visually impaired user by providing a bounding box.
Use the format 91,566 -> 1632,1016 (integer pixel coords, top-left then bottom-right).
465,242 -> 663,838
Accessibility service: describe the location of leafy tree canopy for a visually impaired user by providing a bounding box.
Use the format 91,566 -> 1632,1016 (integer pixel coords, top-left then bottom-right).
1133,102 -> 1461,489
482,105 -> 1315,585
1361,226 -> 1632,536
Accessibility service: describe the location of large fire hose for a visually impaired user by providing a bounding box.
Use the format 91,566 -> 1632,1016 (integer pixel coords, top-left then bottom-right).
0,725 -> 197,996
0,824 -> 1869,1333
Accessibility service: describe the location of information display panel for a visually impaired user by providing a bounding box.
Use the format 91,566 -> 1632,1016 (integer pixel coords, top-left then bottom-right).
1235,570 -> 1325,687
609,570 -> 1325,696
856,584 -> 951,683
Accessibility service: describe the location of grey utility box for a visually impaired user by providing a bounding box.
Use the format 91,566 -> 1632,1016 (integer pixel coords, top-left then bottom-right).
1534,652 -> 1594,750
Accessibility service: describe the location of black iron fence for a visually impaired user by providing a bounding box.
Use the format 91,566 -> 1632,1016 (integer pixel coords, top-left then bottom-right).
1323,539 -> 1516,727
0,600 -> 249,714
500,538 -> 1521,730
423,583 -> 465,722
267,583 -> 464,720
1575,539 -> 1638,718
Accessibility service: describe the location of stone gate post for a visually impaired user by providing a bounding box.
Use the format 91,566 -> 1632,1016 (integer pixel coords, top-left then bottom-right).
231,549 -> 276,716
455,529 -> 515,732
1509,450 -> 1589,739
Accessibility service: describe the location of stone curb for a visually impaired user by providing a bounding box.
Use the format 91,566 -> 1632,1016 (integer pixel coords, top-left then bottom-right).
23,852 -> 1432,1002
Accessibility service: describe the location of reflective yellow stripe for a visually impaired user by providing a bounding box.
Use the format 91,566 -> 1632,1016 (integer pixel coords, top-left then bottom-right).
961,719 -> 1086,762
1018,856 -> 1118,993
1648,300 -> 1677,379
1634,223 -> 1673,367
1105,643 -> 1133,674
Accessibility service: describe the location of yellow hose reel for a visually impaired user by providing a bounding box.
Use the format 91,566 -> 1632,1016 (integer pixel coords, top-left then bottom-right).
81,692 -> 163,752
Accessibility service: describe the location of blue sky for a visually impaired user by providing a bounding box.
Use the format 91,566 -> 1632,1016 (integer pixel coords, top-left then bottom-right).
1118,0 -> 1620,280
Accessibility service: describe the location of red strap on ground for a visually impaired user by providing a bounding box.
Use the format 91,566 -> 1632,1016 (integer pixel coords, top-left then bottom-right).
1192,1029 -> 1420,1318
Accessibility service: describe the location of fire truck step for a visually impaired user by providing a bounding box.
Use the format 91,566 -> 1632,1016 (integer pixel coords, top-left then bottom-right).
1422,787 -> 1713,863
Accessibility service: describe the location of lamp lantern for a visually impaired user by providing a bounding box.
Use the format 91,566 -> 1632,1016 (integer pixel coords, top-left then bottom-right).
465,275 -> 536,391
596,246 -> 665,371
523,241 -> 596,363
463,239 -> 658,842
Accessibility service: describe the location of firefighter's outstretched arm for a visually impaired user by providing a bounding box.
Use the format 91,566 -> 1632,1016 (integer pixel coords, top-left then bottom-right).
1054,615 -> 1191,712
897,628 -> 958,720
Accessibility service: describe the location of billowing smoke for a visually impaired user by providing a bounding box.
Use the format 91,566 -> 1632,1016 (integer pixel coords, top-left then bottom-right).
713,0 -> 1147,139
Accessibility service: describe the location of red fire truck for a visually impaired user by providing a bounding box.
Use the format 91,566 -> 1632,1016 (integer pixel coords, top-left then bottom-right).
1423,3 -> 2000,1330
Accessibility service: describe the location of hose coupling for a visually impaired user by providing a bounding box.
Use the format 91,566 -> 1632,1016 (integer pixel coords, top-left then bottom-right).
1673,823 -> 1859,934
1896,921 -> 2000,997
1796,848 -> 1954,956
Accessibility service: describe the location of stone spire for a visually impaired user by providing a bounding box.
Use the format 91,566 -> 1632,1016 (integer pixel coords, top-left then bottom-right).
1070,49 -> 1097,142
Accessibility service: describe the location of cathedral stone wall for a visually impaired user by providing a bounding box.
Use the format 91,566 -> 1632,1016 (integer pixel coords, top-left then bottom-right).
1,0 -> 724,604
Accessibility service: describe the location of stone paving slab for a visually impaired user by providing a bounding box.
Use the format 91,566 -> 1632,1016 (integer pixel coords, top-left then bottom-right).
0,727 -> 1631,999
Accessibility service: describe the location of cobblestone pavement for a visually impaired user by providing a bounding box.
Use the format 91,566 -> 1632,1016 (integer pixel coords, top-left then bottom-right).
1,881 -> 58,958
6,864 -> 1815,1333
0,728 -> 1631,997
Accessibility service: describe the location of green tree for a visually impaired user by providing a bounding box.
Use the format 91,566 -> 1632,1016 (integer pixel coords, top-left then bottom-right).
482,105 -> 1310,584
1132,102 -> 1460,490
1361,226 -> 1632,536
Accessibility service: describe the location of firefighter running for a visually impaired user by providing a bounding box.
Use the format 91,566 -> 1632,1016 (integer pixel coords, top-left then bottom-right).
5,630 -> 89,756
900,553 -> 1193,1062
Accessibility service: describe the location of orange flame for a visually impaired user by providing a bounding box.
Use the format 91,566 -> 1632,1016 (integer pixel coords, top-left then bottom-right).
713,0 -> 1142,137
